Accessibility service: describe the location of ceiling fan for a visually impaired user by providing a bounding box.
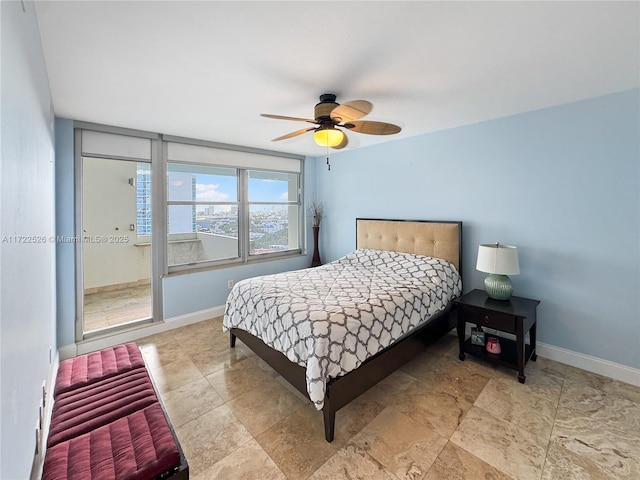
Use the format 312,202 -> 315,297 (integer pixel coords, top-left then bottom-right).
261,94 -> 401,149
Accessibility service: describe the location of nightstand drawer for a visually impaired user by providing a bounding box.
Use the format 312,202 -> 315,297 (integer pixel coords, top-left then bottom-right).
462,306 -> 515,333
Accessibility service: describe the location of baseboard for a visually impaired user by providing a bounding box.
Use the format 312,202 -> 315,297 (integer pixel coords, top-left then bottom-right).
164,305 -> 225,327
58,344 -> 77,361
537,342 -> 640,388
30,349 -> 59,480
59,305 -> 225,359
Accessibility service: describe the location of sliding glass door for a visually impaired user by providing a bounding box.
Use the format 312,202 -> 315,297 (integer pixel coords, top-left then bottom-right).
76,127 -> 160,341
81,157 -> 153,333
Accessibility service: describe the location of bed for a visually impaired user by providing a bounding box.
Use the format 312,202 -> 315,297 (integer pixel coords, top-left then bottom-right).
223,218 -> 462,442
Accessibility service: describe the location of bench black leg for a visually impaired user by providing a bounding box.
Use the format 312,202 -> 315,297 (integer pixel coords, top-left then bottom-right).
230,332 -> 236,348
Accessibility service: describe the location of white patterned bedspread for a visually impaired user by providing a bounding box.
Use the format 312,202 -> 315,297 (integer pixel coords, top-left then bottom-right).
223,249 -> 461,410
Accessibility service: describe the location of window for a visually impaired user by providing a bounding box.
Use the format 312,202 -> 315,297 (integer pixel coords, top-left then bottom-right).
167,164 -> 239,267
248,170 -> 299,256
164,141 -> 303,273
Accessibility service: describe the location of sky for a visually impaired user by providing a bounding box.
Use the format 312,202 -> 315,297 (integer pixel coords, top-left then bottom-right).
183,173 -> 292,203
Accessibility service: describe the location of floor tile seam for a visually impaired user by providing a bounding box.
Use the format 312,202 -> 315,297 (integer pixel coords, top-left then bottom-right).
301,443 -> 403,480
188,337 -> 248,352
384,400 -> 467,444
189,352 -> 251,378
397,355 -> 444,382
538,378 -> 575,480
147,340 -> 192,355
205,372 -> 274,403
560,381 -> 640,414
466,403 -> 551,454
554,404 -> 640,444
417,365 -> 492,404
168,403 -> 220,430
252,431 -> 313,480
377,404 -> 452,447
148,354 -> 202,373
192,363 -> 223,378
200,435 -> 262,478
470,397 -> 560,479
160,377 -> 223,412
150,368 -> 205,395
404,432 -> 449,480
447,437 -> 517,480
554,379 -> 640,441
353,445 -> 404,480
142,358 -> 185,372
159,374 -> 205,390
204,375 -> 227,400
421,440 -> 498,480
174,400 -> 251,445
227,394 -> 308,439
157,378 -> 197,396
474,378 -> 560,441
546,376 -> 565,430
547,433 -> 639,480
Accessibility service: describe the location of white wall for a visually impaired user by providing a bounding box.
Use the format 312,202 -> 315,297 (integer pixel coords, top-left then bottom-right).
1,1 -> 57,478
198,232 -> 237,261
82,157 -> 147,289
315,89 -> 640,372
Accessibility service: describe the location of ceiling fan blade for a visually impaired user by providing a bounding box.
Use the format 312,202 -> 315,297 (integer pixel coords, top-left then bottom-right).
272,127 -> 315,141
331,132 -> 349,150
261,114 -> 317,124
330,100 -> 372,123
343,120 -> 401,135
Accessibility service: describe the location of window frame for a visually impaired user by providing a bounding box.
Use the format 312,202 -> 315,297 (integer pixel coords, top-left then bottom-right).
166,161 -> 241,271
162,138 -> 305,275
245,168 -> 302,261
73,122 -> 164,342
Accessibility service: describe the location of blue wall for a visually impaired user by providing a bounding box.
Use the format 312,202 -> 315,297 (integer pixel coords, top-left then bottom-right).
163,254 -> 311,318
314,89 -> 640,370
1,1 -> 57,477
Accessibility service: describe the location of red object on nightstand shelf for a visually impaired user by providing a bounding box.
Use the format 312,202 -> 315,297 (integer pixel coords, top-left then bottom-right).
486,337 -> 501,354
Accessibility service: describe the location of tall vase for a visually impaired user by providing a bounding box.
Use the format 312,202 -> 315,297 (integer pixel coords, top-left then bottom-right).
311,226 -> 321,267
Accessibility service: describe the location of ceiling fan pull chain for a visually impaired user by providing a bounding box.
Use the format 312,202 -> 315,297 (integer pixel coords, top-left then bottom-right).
326,145 -> 331,171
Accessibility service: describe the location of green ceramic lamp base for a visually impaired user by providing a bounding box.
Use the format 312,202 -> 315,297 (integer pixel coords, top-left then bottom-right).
484,274 -> 513,300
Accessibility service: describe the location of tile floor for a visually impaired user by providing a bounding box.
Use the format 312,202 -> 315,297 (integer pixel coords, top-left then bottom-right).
83,284 -> 151,332
137,317 -> 640,480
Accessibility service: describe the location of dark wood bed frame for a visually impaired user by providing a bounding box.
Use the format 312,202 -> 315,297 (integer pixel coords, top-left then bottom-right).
229,218 -> 463,442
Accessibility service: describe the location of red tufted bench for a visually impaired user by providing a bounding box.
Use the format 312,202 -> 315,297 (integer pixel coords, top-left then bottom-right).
43,343 -> 188,480
53,343 -> 145,397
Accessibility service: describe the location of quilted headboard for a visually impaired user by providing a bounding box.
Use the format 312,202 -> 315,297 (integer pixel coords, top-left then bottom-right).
356,218 -> 462,273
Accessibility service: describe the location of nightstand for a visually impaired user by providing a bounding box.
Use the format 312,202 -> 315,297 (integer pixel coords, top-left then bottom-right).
454,289 -> 540,383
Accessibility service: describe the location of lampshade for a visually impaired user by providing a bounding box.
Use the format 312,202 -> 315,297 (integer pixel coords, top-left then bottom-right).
476,243 -> 519,300
476,243 -> 520,275
314,126 -> 344,147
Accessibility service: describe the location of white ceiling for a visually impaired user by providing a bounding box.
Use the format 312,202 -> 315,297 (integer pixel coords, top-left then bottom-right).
35,1 -> 639,157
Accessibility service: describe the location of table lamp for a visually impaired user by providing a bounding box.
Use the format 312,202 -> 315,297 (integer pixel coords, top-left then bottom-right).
476,243 -> 520,300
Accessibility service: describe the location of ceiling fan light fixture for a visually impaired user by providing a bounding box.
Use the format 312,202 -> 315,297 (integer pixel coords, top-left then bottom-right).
262,94 -> 400,148
314,126 -> 344,147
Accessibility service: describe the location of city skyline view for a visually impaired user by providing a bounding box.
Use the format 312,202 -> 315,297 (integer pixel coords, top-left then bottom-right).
138,166 -> 300,256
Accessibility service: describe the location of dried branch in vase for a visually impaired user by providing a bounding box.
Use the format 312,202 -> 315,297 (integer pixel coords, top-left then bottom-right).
310,201 -> 324,228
